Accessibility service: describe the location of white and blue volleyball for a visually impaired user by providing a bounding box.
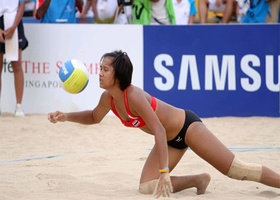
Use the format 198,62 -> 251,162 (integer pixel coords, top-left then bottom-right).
59,59 -> 89,94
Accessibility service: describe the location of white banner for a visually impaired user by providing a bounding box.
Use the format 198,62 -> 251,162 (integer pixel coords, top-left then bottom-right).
1,24 -> 143,114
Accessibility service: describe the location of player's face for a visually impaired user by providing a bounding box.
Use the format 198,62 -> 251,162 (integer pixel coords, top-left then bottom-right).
99,57 -> 115,89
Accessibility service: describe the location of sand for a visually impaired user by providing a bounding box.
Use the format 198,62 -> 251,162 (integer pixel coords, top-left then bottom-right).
0,114 -> 279,200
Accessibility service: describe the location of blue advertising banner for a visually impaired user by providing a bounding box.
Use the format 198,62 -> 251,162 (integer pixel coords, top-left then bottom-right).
144,25 -> 280,117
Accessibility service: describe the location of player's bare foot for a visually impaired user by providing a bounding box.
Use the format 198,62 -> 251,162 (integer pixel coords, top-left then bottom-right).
196,173 -> 211,195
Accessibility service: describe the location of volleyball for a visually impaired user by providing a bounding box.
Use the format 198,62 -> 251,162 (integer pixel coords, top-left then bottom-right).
58,59 -> 89,94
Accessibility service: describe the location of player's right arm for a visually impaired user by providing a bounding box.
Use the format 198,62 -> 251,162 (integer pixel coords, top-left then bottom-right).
36,0 -> 51,19
48,91 -> 111,125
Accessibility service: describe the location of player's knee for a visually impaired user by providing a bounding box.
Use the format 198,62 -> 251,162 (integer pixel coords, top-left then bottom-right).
227,157 -> 262,182
139,179 -> 158,194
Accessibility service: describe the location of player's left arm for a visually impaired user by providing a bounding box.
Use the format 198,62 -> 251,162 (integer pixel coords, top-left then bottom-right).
128,88 -> 168,169
128,88 -> 172,197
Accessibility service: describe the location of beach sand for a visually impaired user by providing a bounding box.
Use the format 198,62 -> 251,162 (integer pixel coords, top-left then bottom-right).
0,115 -> 279,200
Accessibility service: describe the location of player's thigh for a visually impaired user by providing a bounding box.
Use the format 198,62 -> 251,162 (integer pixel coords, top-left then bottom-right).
139,145 -> 187,183
186,122 -> 234,175
168,146 -> 187,171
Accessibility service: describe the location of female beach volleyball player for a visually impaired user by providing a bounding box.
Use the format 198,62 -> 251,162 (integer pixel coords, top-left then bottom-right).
48,50 -> 280,198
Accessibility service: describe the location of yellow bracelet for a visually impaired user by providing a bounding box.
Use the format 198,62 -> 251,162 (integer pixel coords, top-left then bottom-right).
159,167 -> 169,173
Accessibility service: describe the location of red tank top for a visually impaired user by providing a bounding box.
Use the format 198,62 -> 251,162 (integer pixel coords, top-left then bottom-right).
110,88 -> 157,128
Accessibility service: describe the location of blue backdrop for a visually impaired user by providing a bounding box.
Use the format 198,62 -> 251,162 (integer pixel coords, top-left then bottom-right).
143,24 -> 280,117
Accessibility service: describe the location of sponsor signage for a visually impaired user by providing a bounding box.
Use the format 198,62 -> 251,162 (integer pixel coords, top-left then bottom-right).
144,25 -> 280,117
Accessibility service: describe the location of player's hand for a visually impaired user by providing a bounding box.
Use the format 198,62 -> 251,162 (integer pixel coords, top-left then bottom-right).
153,173 -> 173,198
4,27 -> 16,40
48,111 -> 66,123
0,29 -> 5,43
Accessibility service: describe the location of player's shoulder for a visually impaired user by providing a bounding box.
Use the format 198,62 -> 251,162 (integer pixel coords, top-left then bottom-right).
127,84 -> 144,96
101,90 -> 111,99
127,85 -> 150,103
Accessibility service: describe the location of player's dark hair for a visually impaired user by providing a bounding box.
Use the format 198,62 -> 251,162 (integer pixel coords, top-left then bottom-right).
100,50 -> 133,91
